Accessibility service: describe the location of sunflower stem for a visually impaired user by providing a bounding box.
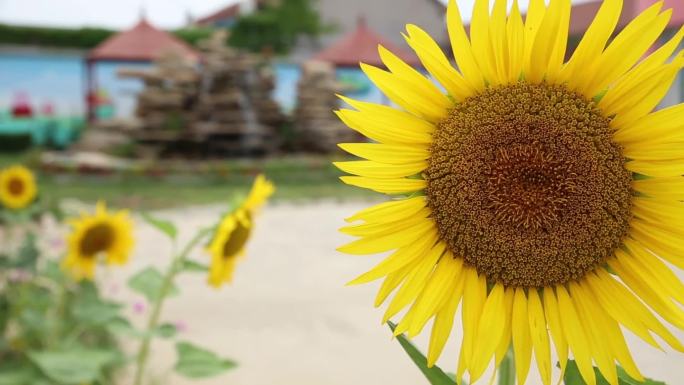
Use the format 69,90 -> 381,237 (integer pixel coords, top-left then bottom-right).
132,227 -> 211,385
497,348 -> 516,385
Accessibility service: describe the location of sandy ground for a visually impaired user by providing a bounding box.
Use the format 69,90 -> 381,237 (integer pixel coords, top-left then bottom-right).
97,201 -> 684,385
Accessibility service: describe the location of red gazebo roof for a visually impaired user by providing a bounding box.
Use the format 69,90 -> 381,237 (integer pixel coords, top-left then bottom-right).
88,18 -> 200,62
314,17 -> 420,68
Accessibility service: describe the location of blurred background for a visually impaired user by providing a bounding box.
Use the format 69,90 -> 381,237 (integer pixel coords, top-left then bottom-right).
1,0 -> 684,384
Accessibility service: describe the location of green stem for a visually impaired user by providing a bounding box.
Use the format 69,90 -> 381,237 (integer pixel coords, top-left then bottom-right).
132,228 -> 211,385
498,348 -> 516,385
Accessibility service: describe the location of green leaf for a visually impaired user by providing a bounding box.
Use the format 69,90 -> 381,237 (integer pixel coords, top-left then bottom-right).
71,298 -> 122,325
128,267 -> 179,302
388,322 -> 457,385
28,349 -> 116,384
563,361 -> 666,385
155,323 -> 178,339
142,212 -> 177,240
0,365 -> 41,385
174,341 -> 237,379
181,259 -> 209,273
107,318 -> 176,339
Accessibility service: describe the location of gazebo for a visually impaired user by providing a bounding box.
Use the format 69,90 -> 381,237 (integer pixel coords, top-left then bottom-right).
313,16 -> 420,68
85,18 -> 200,120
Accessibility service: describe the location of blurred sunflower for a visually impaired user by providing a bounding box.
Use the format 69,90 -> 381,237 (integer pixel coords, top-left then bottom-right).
63,202 -> 134,280
207,174 -> 274,288
0,165 -> 37,210
336,1 -> 684,384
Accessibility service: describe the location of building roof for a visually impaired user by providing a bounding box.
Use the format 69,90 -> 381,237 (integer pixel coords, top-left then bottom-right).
313,17 -> 420,68
195,3 -> 241,26
88,18 -> 200,62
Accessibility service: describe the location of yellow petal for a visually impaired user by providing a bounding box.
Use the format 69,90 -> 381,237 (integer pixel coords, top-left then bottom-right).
335,160 -> 427,179
446,0 -> 485,90
506,0 -> 525,82
346,229 -> 438,283
461,268 -> 487,370
404,24 -> 474,100
407,252 -> 463,337
609,253 -> 684,329
340,176 -> 426,195
340,207 -> 431,237
623,142 -> 684,161
557,286 -> 596,385
512,288 -> 532,385
469,283 -> 507,382
528,289 -> 552,385
338,143 -> 429,165
470,0 -> 497,83
489,0 -> 509,85
528,0 -> 571,83
382,242 -> 444,322
378,45 -> 453,107
560,0 -> 623,90
543,287 -> 568,383
360,63 -> 449,122
630,219 -> 684,269
427,275 -> 463,367
338,218 -> 435,256
624,238 -> 684,305
614,103 -> 684,145
627,159 -> 684,178
335,107 -> 434,145
494,288 -> 515,366
584,3 -> 669,97
345,196 -> 427,223
523,0 -> 546,76
374,261 -> 416,307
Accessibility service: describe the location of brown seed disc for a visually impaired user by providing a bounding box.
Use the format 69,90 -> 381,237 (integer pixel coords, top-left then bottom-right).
424,82 -> 633,288
80,223 -> 115,257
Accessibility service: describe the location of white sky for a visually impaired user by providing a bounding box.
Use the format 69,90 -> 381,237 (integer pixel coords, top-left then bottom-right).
0,0 -> 596,30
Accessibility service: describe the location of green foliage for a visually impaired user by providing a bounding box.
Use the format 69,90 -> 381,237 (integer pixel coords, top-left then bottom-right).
181,259 -> 210,273
387,322 -> 457,385
0,23 -> 211,49
564,361 -> 666,385
141,212 -> 178,240
174,341 -> 237,379
28,349 -> 118,384
229,0 -> 332,54
127,267 -> 180,302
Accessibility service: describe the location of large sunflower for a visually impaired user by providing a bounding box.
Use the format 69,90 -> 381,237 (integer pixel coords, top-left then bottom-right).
0,165 -> 37,210
207,174 -> 274,288
336,1 -> 684,384
63,202 -> 134,280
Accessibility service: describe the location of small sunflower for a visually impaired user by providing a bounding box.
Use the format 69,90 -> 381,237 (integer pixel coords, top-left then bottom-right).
63,201 -> 134,280
336,1 -> 684,385
0,165 -> 37,210
207,174 -> 274,288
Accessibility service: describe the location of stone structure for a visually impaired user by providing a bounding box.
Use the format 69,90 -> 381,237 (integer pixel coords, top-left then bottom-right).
293,61 -> 358,152
119,31 -> 284,157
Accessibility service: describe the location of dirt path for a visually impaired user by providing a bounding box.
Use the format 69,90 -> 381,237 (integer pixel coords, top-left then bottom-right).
102,201 -> 684,385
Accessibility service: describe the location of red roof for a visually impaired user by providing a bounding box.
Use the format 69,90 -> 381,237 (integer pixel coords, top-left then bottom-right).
88,18 -> 200,62
314,17 -> 420,68
195,4 -> 241,26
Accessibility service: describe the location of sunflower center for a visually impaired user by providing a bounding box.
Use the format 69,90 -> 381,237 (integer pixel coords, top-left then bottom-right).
80,223 -> 115,257
222,216 -> 251,258
425,82 -> 633,288
7,177 -> 25,196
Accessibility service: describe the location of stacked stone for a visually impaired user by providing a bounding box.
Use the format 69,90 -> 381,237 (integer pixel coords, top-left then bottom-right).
120,53 -> 199,134
293,61 -> 357,152
119,31 -> 284,156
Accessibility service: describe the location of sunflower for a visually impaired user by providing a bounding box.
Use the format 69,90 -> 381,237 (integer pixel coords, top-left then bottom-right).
336,1 -> 684,384
0,165 -> 37,210
207,174 -> 274,288
63,201 -> 134,280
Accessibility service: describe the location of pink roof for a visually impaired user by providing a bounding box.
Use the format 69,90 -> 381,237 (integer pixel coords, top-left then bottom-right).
88,18 -> 200,62
195,4 -> 241,26
314,17 -> 420,68
568,0 -> 683,35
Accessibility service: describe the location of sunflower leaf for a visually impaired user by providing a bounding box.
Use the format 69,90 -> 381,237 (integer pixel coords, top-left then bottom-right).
563,361 -> 666,385
181,259 -> 209,273
141,212 -> 177,240
28,349 -> 117,384
388,321 -> 457,385
127,267 -> 179,302
174,341 -> 237,378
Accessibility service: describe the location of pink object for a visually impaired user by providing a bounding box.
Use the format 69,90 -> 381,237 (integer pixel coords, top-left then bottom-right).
314,16 -> 420,68
41,102 -> 55,116
133,301 -> 146,314
174,321 -> 189,333
11,92 -> 33,118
